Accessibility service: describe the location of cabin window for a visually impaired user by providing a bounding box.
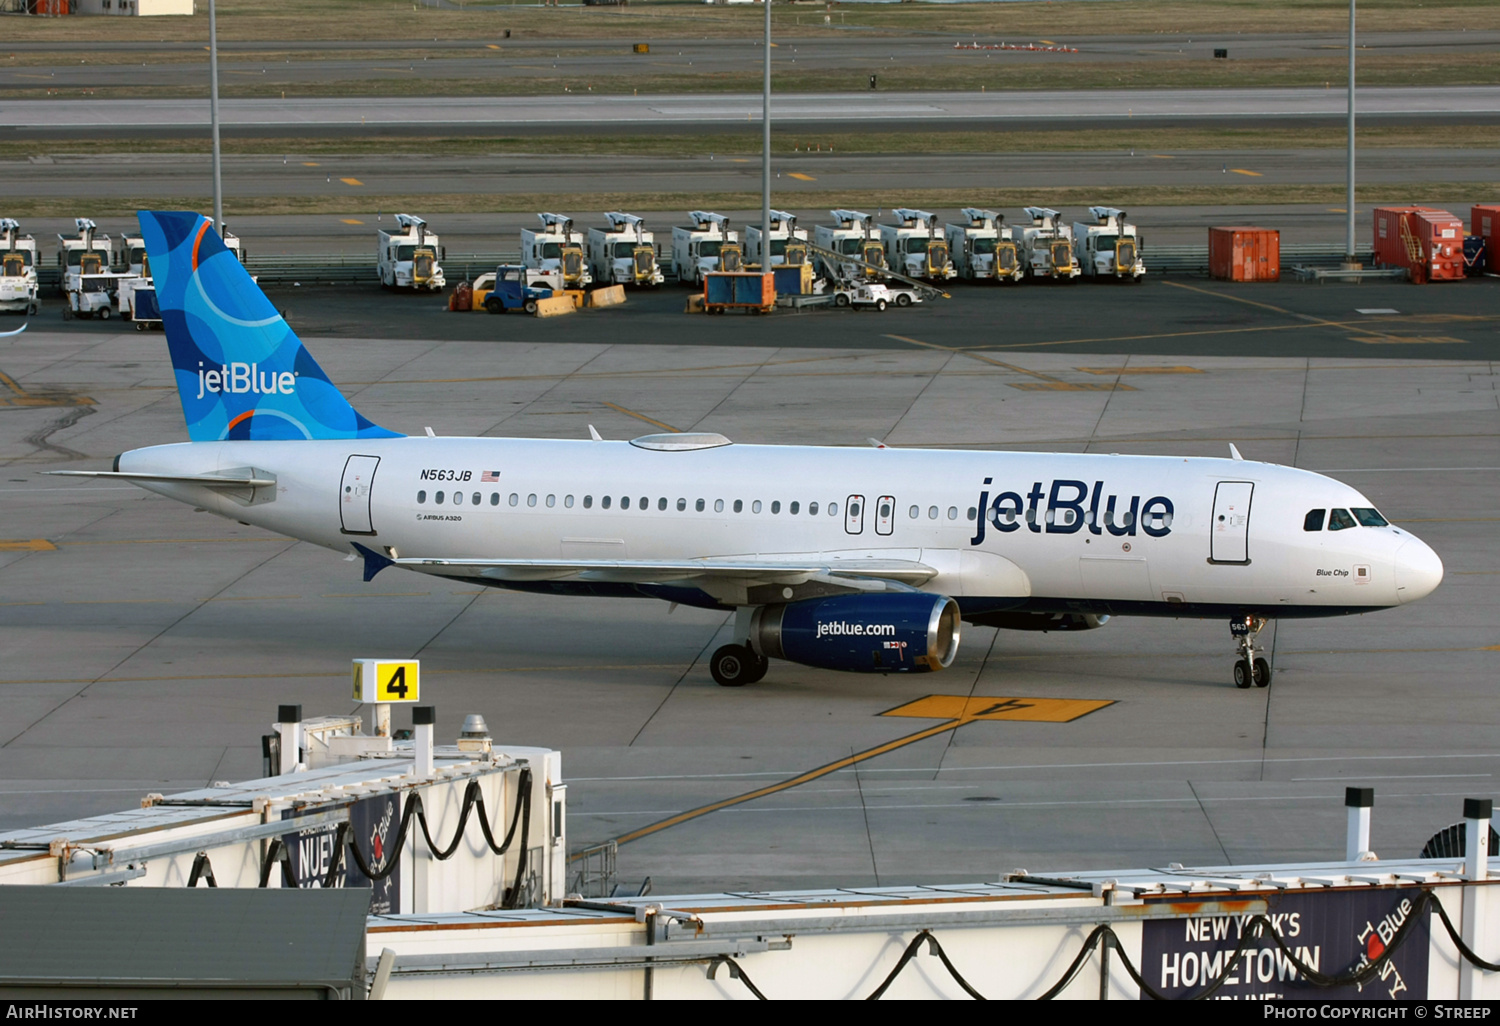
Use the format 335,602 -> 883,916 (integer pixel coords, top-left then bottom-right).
621,496 -> 631,510
546,494 -> 556,508
583,495 -> 593,508
733,499 -> 744,513
490,493 -> 500,506
808,502 -> 818,516
1329,508 -> 1356,531
696,499 -> 706,512
714,499 -> 725,512
828,503 -> 838,517
677,498 -> 687,511
639,497 -> 648,510
967,507 -> 976,520
752,500 -> 762,514
909,505 -> 920,519
928,506 -> 938,520
789,501 -> 799,515
659,497 -> 668,511
947,507 -> 958,520
771,500 -> 780,514
509,493 -> 519,506
453,492 -> 464,506
434,491 -> 445,504
1304,509 -> 1326,532
1025,507 -> 1037,525
565,495 -> 575,508
601,495 -> 611,509
472,492 -> 481,506
417,490 -> 426,504
1352,508 -> 1388,527
527,494 -> 537,507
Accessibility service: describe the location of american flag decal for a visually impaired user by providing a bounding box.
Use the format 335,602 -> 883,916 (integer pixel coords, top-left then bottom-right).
481,470 -> 501,482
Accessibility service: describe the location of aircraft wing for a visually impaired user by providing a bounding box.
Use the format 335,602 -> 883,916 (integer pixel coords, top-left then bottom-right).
392,555 -> 937,587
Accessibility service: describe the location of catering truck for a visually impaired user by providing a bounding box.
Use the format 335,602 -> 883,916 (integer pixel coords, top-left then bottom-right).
879,208 -> 956,281
522,213 -> 592,288
377,214 -> 446,292
813,209 -> 886,282
587,212 -> 664,288
0,219 -> 40,315
1073,206 -> 1145,282
945,208 -> 1022,283
744,209 -> 809,270
1019,206 -> 1080,280
672,211 -> 743,286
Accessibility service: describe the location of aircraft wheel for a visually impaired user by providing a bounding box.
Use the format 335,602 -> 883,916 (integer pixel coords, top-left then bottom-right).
710,644 -> 765,687
1253,657 -> 1272,688
896,293 -> 912,307
1233,659 -> 1253,689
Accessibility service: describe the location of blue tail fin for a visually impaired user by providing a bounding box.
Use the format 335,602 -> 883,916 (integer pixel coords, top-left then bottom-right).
138,211 -> 402,442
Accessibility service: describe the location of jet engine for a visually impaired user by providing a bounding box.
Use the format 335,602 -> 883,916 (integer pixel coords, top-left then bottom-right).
751,593 -> 961,673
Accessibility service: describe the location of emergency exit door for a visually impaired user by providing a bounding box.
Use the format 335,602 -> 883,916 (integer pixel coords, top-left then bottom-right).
340,455 -> 380,535
845,494 -> 865,535
1210,481 -> 1253,564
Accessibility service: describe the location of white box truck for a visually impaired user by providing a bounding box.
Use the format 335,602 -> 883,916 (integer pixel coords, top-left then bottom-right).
672,211 -> 743,286
1073,206 -> 1145,282
1019,207 -> 1080,280
0,219 -> 40,315
813,209 -> 886,283
56,218 -> 113,296
521,213 -> 592,288
879,208 -> 955,281
945,208 -> 1022,283
745,209 -> 810,269
377,214 -> 446,291
587,212 -> 664,288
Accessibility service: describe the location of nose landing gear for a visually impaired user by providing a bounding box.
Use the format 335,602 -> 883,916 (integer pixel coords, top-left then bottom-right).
1230,615 -> 1271,689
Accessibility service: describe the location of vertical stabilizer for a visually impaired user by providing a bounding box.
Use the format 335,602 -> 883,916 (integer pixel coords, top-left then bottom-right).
138,210 -> 402,442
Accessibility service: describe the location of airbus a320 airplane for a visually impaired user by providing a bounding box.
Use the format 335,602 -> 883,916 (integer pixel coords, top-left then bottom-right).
54,213 -> 1444,688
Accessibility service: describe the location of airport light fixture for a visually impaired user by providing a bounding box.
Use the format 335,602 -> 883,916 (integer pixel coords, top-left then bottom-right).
762,0 -> 771,268
1344,0 -> 1356,267
209,0 -> 224,231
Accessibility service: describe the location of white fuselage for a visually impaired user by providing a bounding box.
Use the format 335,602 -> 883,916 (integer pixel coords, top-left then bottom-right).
116,438 -> 1442,618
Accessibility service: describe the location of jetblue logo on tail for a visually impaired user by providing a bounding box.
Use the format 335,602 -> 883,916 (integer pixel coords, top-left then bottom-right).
138,210 -> 401,443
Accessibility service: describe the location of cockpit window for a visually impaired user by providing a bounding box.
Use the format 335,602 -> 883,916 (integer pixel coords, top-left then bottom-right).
1351,508 -> 1389,527
1328,509 -> 1356,531
1303,509 -> 1326,532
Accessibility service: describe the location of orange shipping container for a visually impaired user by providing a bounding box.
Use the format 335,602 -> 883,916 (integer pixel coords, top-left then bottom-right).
1472,204 -> 1500,273
1208,227 -> 1280,282
1372,206 -> 1465,283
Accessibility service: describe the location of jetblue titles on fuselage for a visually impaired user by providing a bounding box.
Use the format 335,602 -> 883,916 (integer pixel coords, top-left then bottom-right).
971,476 -> 1174,545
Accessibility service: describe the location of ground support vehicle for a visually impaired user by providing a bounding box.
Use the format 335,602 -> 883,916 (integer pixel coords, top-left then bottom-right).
673,212 -> 743,286
882,286 -> 924,308
813,210 -> 887,282
1073,206 -> 1145,282
522,213 -> 592,288
56,218 -> 113,296
832,282 -> 895,311
879,208 -> 956,282
703,271 -> 773,314
120,233 -> 148,277
945,208 -> 1022,283
745,209 -> 811,270
116,276 -> 161,329
588,213 -> 664,288
63,272 -> 130,320
1019,207 -> 1080,280
0,219 -> 40,315
481,265 -> 558,314
377,214 -> 445,292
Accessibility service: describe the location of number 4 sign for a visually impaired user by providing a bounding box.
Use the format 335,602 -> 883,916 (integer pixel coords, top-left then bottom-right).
352,659 -> 420,704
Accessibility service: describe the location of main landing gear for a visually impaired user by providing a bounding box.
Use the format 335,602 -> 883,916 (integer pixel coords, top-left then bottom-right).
710,644 -> 768,687
1230,615 -> 1272,689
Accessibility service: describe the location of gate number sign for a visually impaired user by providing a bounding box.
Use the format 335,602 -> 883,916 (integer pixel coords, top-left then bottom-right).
352,659 -> 420,704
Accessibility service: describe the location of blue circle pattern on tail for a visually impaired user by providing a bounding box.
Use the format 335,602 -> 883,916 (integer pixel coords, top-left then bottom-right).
138,210 -> 402,443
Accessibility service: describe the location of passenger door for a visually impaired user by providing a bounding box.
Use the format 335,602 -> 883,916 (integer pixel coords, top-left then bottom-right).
340,455 -> 380,535
1210,481 -> 1253,564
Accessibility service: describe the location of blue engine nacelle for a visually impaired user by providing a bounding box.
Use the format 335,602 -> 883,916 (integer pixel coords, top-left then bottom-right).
751,593 -> 961,673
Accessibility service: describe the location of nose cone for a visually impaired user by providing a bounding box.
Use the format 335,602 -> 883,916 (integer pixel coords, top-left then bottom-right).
1394,538 -> 1444,604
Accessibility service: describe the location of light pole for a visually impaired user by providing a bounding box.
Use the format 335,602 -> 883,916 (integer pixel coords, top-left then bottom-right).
1344,0 -> 1357,268
761,0 -> 771,268
209,0 -> 224,231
